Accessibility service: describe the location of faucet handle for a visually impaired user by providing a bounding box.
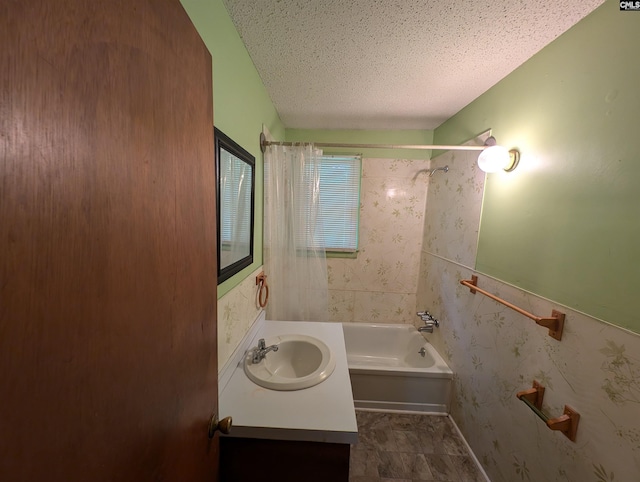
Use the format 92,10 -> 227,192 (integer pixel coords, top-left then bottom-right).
424,317 -> 439,327
257,338 -> 266,350
417,311 -> 429,317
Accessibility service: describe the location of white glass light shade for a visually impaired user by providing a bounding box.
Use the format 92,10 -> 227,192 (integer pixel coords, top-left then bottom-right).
477,145 -> 511,173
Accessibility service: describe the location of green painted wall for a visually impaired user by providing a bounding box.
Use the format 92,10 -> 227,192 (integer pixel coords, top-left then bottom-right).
180,0 -> 284,298
434,1 -> 640,333
286,129 -> 434,160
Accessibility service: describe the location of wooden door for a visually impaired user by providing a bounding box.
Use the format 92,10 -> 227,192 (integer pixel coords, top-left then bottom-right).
0,1 -> 219,480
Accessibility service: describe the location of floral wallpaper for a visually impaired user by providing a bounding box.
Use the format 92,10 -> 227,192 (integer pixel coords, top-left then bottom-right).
421,139 -> 486,269
327,157 -> 431,323
217,266 -> 264,368
417,139 -> 640,481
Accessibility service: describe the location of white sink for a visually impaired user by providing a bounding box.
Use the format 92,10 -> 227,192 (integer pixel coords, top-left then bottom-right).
244,334 -> 336,391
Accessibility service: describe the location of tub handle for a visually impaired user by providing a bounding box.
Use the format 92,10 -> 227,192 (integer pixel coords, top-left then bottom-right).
417,311 -> 439,326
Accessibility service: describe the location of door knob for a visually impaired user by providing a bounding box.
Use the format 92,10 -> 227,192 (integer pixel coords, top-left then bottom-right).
208,414 -> 232,439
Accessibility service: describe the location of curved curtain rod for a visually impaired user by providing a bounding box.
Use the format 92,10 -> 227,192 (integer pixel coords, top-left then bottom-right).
259,132 -> 486,154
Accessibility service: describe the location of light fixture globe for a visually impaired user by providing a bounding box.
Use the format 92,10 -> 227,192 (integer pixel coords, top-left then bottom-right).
478,145 -> 511,173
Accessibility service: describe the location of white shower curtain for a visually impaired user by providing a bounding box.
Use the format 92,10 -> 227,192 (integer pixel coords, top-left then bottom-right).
263,144 -> 329,321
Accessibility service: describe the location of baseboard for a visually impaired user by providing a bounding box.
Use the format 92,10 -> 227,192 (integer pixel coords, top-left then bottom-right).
353,399 -> 448,414
447,415 -> 492,482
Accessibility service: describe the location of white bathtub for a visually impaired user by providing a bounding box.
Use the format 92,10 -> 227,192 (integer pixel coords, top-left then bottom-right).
342,322 -> 453,413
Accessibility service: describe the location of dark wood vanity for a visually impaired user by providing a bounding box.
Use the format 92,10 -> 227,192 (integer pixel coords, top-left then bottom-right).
220,437 -> 350,481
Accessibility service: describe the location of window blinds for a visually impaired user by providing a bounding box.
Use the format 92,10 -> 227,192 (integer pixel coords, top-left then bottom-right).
314,155 -> 361,252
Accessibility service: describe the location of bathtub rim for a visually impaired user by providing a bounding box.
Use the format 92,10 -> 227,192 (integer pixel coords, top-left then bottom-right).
341,321 -> 453,378
342,321 -> 453,414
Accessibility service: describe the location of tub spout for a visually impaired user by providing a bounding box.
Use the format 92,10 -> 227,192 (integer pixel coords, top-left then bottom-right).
418,323 -> 436,333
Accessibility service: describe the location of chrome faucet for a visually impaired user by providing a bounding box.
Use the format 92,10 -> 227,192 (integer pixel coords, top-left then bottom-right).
418,323 -> 437,333
416,311 -> 440,333
251,338 -> 279,364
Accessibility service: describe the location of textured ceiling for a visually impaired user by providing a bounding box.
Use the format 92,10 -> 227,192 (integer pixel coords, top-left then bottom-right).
223,0 -> 605,130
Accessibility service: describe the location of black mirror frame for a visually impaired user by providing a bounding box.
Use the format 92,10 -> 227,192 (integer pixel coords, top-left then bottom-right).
214,127 -> 255,284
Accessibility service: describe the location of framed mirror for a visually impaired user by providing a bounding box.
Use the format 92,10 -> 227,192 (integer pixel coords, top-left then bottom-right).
215,127 -> 255,284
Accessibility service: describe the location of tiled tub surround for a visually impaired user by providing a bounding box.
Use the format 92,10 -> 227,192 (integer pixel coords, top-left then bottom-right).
419,138 -> 486,269
328,158 -> 430,323
350,410 -> 487,482
417,145 -> 640,481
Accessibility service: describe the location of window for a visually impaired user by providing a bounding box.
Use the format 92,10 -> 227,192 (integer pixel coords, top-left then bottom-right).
314,155 -> 362,254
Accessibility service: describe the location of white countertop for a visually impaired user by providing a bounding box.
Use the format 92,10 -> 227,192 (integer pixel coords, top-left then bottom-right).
219,319 -> 358,444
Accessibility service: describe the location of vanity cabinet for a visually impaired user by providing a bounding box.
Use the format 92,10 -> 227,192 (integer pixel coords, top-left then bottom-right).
218,319 -> 357,481
220,437 -> 350,482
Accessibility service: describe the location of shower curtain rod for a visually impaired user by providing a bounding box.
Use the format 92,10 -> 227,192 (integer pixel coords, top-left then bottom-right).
259,132 -> 486,154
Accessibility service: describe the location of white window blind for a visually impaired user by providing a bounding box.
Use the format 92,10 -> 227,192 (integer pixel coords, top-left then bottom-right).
313,155 -> 362,252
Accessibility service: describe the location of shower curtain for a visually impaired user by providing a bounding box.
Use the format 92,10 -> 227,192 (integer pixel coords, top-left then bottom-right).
263,144 -> 329,321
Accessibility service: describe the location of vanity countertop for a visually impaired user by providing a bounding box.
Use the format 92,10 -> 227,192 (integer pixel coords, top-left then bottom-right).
219,319 -> 358,444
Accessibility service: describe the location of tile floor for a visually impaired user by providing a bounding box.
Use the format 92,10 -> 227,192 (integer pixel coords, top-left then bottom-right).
349,410 -> 486,482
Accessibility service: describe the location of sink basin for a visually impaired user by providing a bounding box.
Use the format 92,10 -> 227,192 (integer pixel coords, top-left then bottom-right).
244,334 -> 336,391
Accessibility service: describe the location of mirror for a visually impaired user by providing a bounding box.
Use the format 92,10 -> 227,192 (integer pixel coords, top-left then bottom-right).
215,127 -> 255,284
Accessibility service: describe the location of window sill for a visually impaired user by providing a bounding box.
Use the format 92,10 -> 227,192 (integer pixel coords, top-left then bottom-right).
326,250 -> 358,259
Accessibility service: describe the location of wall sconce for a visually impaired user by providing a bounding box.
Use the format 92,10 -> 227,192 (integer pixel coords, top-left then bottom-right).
477,136 -> 520,173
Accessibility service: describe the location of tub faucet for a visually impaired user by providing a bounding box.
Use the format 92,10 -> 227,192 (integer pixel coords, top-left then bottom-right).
417,310 -> 436,322
251,338 -> 279,364
417,310 -> 439,333
418,323 -> 437,333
